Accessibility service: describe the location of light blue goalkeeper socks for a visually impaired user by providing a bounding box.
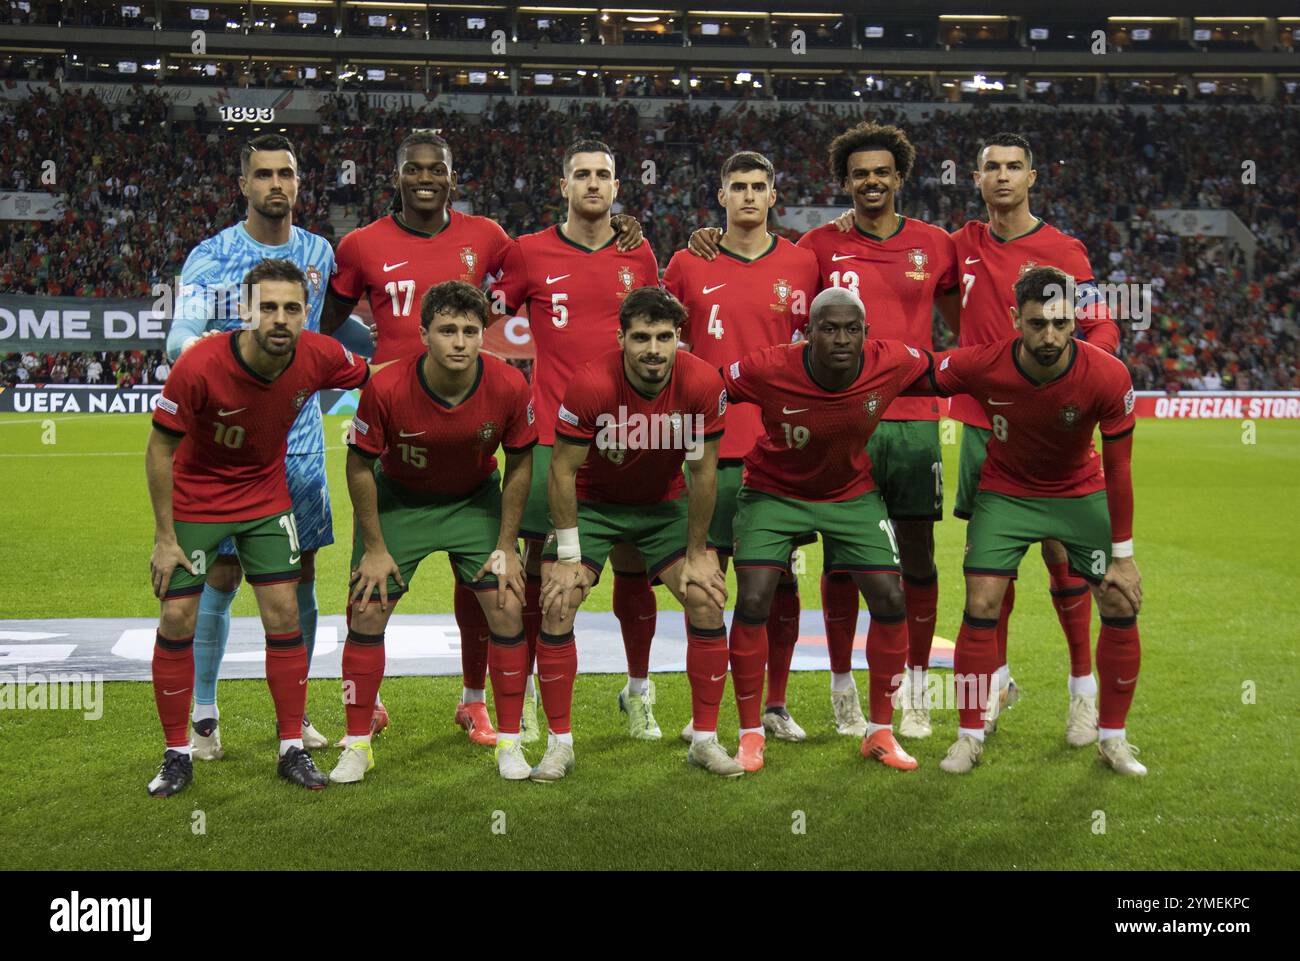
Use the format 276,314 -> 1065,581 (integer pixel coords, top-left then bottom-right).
193,583 -> 237,706
297,579 -> 319,667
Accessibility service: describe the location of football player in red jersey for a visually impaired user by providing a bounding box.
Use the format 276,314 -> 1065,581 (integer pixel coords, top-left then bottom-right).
534,288 -> 733,780
322,130 -> 644,747
340,282 -> 537,782
944,133 -> 1121,742
491,139 -> 664,744
911,267 -> 1145,776
723,286 -> 933,772
664,150 -> 820,751
145,259 -> 378,798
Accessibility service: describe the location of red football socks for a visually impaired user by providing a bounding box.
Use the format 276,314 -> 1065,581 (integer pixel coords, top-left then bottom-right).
822,572 -> 859,673
342,628 -> 385,737
902,570 -> 939,671
687,622 -> 729,733
535,630 -> 577,735
765,583 -> 800,708
1047,561 -> 1094,677
613,571 -> 656,679
522,574 -> 542,675
866,610 -> 908,725
488,631 -> 529,735
454,579 -> 491,691
955,613 -> 1000,731
265,631 -> 307,740
728,616 -> 768,730
152,631 -> 194,749
1097,616 -> 1141,729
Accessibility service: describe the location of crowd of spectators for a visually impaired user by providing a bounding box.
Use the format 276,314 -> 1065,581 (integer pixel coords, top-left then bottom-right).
2,87 -> 1297,391
0,349 -> 168,386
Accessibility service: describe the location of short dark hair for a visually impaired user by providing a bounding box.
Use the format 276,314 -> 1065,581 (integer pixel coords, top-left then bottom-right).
240,134 -> 296,176
977,132 -> 1034,170
242,258 -> 307,300
828,121 -> 915,183
619,287 -> 687,332
563,138 -> 615,176
720,150 -> 775,185
1014,265 -> 1073,311
420,280 -> 489,330
397,130 -> 451,170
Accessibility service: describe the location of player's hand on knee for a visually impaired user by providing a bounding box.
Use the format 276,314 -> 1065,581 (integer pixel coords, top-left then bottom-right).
477,548 -> 525,609
150,538 -> 195,599
350,550 -> 402,613
1100,557 -> 1142,615
541,561 -> 584,618
680,551 -> 727,611
687,227 -> 722,261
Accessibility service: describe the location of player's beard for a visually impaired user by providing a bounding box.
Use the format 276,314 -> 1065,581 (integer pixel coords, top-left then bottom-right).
1031,345 -> 1062,367
638,354 -> 670,382
252,195 -> 292,221
254,325 -> 297,356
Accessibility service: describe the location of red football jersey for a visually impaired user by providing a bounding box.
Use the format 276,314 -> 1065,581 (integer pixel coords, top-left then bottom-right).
664,236 -> 819,459
330,211 -> 512,364
797,216 -> 957,421
931,338 -> 1135,498
153,331 -> 369,522
349,353 -> 537,497
490,226 -> 659,445
723,341 -> 933,502
554,349 -> 726,505
948,219 -> 1120,428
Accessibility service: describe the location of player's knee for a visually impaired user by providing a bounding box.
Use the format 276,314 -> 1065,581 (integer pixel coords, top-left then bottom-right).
965,594 -> 1002,621
684,588 -> 723,630
159,602 -> 197,639
1096,590 -> 1136,621
735,585 -> 774,623
863,578 -> 905,619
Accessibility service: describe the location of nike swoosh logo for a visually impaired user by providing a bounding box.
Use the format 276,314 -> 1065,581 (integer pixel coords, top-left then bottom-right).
738,693 -> 756,701
1060,599 -> 1086,612
965,257 -> 981,265
1117,675 -> 1139,686
638,613 -> 657,621
778,616 -> 799,623
290,553 -> 301,565
831,253 -> 856,262
382,261 -> 408,272
826,615 -> 853,622
298,678 -> 308,686
988,399 -> 1014,406
702,283 -> 726,294
540,675 -> 565,683
710,673 -> 727,682
546,274 -> 571,284
162,688 -> 190,696
398,430 -> 426,437
501,670 -> 521,676
914,614 -> 935,623
782,406 -> 809,414
217,407 -> 246,417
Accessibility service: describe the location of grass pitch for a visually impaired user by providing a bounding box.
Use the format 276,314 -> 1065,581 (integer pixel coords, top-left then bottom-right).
1,413 -> 1297,870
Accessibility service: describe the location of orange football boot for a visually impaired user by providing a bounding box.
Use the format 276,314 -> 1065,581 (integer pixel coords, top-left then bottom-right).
733,732 -> 766,772
860,729 -> 918,770
454,701 -> 497,746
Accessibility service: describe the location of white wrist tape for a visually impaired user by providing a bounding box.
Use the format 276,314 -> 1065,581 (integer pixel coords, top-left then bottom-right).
555,527 -> 581,563
1111,539 -> 1134,558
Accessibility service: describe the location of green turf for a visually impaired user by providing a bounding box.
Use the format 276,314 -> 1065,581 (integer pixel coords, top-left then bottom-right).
0,413 -> 1297,869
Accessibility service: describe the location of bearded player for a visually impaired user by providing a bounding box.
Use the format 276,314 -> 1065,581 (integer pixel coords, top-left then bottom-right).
166,135 -> 337,758
339,282 -> 536,783
491,139 -> 662,743
146,260 -> 375,797
911,267 -> 1144,776
722,287 -> 933,772
944,133 -> 1121,741
664,150 -> 819,748
535,287 -> 732,780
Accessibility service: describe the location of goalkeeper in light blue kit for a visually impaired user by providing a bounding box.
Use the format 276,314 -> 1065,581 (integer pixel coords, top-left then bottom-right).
167,134 -> 370,758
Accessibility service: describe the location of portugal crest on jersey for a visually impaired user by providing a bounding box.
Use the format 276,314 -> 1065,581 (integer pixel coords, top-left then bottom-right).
904,249 -> 931,281
460,247 -> 477,277
306,266 -> 322,295
1058,403 -> 1081,429
1018,260 -> 1039,277
617,266 -> 635,293
863,391 -> 883,418
293,388 -> 310,411
772,278 -> 792,311
477,421 -> 498,444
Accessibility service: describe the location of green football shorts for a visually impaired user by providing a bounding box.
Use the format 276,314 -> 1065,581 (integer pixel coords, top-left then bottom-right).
350,471 -> 503,600
954,424 -> 992,520
867,419 -> 944,522
963,490 -> 1112,584
519,443 -> 553,543
167,510 -> 301,598
542,498 -> 695,584
732,487 -> 900,574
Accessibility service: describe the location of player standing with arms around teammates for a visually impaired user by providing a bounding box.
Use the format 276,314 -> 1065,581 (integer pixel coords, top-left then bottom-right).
322,131 -> 646,746
536,287 -> 731,780
146,260 -> 375,797
339,282 -> 537,783
947,133 -> 1121,740
723,287 -> 934,772
491,140 -> 664,742
166,135 -> 337,758
663,150 -> 819,749
913,267 -> 1144,776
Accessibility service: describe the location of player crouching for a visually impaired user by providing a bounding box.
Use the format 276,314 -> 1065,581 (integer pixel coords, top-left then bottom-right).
145,259 -> 373,797
538,287 -> 736,780
340,282 -> 537,782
